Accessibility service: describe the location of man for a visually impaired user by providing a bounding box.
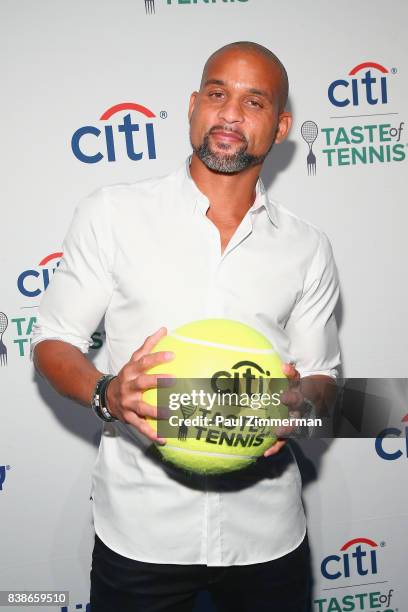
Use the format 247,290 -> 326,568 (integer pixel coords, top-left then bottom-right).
32,41 -> 340,611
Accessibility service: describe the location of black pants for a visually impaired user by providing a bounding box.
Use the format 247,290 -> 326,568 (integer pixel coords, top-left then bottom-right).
90,533 -> 311,612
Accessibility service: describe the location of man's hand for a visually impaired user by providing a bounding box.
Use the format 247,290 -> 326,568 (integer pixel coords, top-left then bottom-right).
263,365 -> 337,457
106,327 -> 174,445
263,363 -> 301,458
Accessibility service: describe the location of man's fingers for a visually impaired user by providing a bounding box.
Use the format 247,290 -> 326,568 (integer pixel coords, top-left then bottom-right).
129,327 -> 168,363
135,400 -> 169,421
281,389 -> 304,410
275,422 -> 296,438
123,411 -> 166,445
138,350 -> 175,373
121,352 -> 174,382
131,372 -> 174,392
282,362 -> 301,390
282,362 -> 298,378
142,327 -> 168,354
263,439 -> 287,458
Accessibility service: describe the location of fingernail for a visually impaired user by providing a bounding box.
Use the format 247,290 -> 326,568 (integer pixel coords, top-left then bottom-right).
164,351 -> 175,360
282,363 -> 294,376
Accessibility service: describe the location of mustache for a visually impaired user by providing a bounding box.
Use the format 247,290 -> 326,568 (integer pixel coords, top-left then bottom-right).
207,125 -> 247,143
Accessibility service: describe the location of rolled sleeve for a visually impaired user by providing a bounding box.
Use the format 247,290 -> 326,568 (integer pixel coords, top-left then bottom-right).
285,231 -> 341,378
30,188 -> 114,360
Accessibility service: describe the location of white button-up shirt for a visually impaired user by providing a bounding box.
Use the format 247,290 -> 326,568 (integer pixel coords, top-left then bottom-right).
31,158 -> 340,566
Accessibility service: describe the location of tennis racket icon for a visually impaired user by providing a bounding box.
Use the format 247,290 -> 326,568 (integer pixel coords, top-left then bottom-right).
301,121 -> 318,176
0,312 -> 8,366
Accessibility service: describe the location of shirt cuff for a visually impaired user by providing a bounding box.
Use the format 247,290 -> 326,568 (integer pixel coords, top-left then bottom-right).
30,331 -> 91,361
298,369 -> 338,379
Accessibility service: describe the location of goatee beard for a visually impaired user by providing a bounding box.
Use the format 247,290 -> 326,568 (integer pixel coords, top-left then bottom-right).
192,133 -> 269,174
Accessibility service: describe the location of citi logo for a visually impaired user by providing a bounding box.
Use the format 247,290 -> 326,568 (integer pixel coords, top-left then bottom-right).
321,537 -> 380,580
211,360 -> 273,395
375,414 -> 408,460
0,465 -> 10,491
18,252 -> 62,298
71,102 -> 158,164
328,62 -> 393,107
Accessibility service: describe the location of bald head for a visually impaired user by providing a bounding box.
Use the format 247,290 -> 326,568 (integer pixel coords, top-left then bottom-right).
200,41 -> 289,112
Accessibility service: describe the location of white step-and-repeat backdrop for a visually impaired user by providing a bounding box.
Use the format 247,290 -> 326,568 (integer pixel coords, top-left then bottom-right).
1,1 -> 407,611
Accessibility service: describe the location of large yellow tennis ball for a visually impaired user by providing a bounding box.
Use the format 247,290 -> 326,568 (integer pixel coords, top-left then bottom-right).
144,319 -> 288,475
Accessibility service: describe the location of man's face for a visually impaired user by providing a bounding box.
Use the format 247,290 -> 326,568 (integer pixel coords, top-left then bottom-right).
188,49 -> 291,173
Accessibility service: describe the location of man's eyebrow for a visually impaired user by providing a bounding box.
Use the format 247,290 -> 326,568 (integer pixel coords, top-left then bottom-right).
203,79 -> 273,101
247,87 -> 271,100
203,79 -> 226,87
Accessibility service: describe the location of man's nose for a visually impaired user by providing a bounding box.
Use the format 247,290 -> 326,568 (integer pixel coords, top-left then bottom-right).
218,97 -> 244,124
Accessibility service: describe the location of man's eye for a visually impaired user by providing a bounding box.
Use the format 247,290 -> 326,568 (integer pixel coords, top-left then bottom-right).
248,99 -> 262,108
209,91 -> 224,98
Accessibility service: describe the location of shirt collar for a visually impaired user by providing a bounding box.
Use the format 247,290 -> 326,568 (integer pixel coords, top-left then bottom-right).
182,156 -> 279,228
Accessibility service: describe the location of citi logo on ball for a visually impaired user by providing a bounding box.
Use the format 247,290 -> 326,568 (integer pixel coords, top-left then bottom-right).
211,360 -> 275,395
18,252 -> 62,298
321,537 -> 380,580
375,414 -> 408,460
328,62 -> 393,107
71,102 -> 158,164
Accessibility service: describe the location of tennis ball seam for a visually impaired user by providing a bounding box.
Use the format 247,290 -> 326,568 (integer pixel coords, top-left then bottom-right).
171,333 -> 275,354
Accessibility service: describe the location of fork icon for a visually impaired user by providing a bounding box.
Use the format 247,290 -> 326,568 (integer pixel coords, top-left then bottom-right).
301,120 -> 318,176
178,423 -> 188,440
0,312 -> 8,367
145,0 -> 155,14
306,147 -> 317,176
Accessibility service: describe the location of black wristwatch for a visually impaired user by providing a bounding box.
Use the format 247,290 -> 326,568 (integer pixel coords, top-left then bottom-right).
91,374 -> 117,422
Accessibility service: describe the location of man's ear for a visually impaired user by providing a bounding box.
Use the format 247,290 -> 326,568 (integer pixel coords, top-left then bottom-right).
188,91 -> 198,122
274,111 -> 293,144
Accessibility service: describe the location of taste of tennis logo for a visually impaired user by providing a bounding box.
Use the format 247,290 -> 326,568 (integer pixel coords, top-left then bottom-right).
301,61 -> 406,174
2,307 -> 104,360
0,309 -> 37,360
145,0 -> 249,15
301,119 -> 405,174
71,102 -> 163,164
